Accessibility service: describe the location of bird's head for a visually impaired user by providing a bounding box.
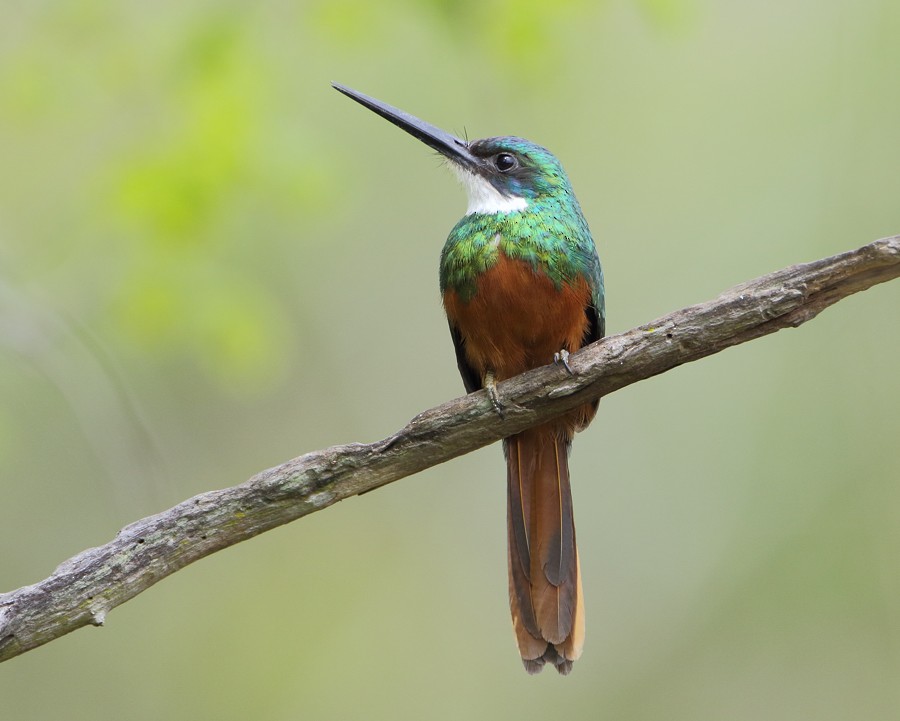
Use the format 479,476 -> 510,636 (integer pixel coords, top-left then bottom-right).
333,84 -> 575,216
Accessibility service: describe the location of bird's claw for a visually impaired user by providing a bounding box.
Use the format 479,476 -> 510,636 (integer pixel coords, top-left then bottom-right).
484,371 -> 506,419
554,349 -> 574,375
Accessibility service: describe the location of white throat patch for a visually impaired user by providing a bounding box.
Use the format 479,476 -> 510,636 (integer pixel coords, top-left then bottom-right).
453,167 -> 528,215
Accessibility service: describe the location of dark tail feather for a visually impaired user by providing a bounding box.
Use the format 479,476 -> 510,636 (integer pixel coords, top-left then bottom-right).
505,426 -> 584,674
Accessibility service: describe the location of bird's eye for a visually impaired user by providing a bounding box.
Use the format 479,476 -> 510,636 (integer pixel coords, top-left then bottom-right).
495,153 -> 517,172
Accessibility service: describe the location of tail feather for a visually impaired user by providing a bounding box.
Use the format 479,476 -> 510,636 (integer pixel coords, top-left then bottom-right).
505,426 -> 584,674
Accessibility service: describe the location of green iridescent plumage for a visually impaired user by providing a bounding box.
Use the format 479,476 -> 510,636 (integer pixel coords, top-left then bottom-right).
439,137 -> 604,331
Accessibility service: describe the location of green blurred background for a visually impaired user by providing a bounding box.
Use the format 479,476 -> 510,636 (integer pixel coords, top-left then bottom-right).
2,1 -> 899,719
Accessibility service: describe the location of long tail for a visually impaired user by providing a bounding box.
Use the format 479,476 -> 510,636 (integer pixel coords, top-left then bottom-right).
505,425 -> 584,675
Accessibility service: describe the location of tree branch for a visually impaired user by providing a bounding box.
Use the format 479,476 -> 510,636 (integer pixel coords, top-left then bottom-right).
1,235 -> 898,663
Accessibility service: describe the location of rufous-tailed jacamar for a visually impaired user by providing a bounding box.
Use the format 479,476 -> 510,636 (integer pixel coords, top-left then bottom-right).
334,83 -> 605,675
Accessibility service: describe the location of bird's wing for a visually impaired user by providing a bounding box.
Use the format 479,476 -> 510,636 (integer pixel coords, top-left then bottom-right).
448,321 -> 482,393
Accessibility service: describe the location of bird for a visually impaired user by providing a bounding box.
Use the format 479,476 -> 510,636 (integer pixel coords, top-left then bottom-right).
333,83 -> 605,675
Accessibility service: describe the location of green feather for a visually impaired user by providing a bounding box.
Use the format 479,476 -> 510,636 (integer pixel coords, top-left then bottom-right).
438,138 -> 604,332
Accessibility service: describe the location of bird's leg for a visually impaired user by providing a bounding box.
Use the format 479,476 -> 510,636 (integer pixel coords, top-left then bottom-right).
483,371 -> 505,419
553,349 -> 574,375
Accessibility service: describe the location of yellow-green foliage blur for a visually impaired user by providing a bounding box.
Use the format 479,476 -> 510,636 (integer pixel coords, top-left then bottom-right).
1,2 -> 899,719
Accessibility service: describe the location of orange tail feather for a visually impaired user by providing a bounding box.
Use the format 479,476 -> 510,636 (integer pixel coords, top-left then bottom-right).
506,425 -> 584,675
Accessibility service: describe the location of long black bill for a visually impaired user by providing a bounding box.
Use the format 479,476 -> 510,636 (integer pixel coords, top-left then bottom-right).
332,83 -> 477,170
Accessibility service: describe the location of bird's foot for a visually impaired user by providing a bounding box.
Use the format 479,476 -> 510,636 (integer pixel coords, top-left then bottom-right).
553,349 -> 574,375
484,371 -> 506,419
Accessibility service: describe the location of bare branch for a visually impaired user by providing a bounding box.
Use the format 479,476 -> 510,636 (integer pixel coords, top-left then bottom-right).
1,235 -> 898,663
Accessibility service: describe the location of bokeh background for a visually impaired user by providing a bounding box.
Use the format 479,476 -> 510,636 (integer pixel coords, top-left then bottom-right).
2,1 -> 899,719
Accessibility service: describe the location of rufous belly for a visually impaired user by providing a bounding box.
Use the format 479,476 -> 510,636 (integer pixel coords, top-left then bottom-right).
442,254 -> 593,383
